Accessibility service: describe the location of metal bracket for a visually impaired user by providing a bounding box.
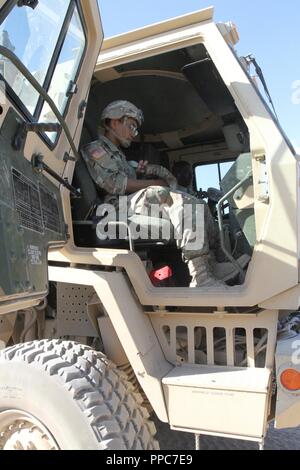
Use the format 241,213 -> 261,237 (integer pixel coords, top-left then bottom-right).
254,153 -> 266,162
78,100 -> 87,119
17,0 -> 39,9
12,120 -> 61,151
32,153 -> 81,197
66,80 -> 78,98
63,152 -> 76,163
257,155 -> 269,203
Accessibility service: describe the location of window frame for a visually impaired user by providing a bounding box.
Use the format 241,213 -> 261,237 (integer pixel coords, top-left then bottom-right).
36,0 -> 88,147
0,0 -> 88,150
193,158 -> 236,191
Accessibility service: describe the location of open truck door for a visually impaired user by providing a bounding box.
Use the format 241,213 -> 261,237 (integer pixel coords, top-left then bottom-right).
0,5 -> 160,450
0,0 -> 103,313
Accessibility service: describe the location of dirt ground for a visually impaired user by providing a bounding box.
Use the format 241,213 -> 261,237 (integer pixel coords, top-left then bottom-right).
154,419 -> 300,450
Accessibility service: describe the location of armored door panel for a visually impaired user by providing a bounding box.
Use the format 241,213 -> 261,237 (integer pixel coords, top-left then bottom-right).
0,0 -> 103,308
0,107 -> 66,300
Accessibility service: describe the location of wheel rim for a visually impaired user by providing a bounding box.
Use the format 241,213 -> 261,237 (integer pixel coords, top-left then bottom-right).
0,410 -> 59,450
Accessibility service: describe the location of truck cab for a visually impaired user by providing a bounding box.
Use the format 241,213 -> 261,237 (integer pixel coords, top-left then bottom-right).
0,0 -> 299,450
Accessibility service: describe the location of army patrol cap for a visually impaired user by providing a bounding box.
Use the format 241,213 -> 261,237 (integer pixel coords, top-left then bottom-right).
101,100 -> 144,127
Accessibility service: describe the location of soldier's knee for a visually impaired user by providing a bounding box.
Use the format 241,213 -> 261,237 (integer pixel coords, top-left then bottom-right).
145,186 -> 173,206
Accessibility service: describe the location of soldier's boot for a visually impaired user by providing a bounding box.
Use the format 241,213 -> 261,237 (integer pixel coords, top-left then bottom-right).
209,253 -> 251,282
188,255 -> 228,288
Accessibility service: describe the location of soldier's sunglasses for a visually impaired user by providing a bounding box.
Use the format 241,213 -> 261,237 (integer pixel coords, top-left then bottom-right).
121,117 -> 139,137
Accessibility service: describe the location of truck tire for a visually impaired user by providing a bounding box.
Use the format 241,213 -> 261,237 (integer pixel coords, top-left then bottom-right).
0,339 -> 159,450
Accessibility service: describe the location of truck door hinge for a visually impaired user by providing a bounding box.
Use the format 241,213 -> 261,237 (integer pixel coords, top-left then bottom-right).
63,152 -> 76,163
17,0 -> 39,9
66,80 -> 78,98
78,100 -> 87,119
255,154 -> 269,203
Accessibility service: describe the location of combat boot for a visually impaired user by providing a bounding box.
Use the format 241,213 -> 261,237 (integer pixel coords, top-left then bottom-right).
188,255 -> 228,288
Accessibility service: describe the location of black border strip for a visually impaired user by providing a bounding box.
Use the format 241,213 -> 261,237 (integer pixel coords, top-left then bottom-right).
0,0 -> 16,22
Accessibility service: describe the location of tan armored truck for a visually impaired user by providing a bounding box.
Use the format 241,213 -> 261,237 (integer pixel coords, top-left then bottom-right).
0,0 -> 299,450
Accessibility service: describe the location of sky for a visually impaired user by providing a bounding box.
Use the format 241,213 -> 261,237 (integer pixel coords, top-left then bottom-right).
97,0 -> 300,154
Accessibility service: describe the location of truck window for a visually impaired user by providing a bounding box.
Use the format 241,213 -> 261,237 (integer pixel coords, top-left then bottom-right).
39,5 -> 86,143
0,0 -> 70,115
195,161 -> 233,191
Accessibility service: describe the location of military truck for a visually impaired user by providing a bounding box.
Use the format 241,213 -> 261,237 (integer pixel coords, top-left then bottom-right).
0,0 -> 299,450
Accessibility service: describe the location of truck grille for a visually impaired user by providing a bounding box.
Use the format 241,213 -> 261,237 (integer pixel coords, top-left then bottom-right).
40,184 -> 61,234
12,168 -> 43,234
149,309 -> 277,368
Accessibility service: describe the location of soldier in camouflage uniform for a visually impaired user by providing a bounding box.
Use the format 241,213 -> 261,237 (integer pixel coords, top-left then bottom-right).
172,160 -> 196,195
82,100 -> 242,288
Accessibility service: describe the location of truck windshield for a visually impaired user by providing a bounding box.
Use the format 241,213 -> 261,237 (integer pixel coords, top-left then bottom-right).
0,0 -> 70,115
195,161 -> 234,191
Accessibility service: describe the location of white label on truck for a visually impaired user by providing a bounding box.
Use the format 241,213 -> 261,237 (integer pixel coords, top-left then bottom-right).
27,245 -> 42,265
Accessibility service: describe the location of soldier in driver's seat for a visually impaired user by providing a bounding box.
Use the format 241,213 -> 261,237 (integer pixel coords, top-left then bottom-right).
81,100 -> 245,288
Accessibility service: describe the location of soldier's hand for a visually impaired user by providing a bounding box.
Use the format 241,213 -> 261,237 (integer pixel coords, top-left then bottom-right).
137,160 -> 148,174
144,164 -> 177,190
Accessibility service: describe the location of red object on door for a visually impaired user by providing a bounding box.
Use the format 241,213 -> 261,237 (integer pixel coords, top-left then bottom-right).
150,266 -> 173,285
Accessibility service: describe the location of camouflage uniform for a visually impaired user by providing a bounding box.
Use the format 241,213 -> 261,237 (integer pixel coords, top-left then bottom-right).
82,136 -> 219,263
176,184 -> 198,197
82,136 -> 136,207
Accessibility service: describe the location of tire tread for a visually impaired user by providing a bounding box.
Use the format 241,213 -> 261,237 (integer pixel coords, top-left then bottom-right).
0,339 -> 159,450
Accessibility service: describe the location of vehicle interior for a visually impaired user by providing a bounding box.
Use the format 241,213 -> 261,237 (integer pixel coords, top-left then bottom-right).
72,42 -> 255,287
